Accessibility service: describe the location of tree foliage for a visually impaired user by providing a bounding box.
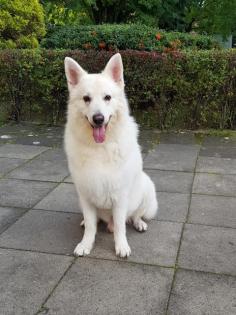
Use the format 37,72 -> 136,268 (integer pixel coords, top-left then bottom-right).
41,0 -> 236,36
0,0 -> 46,48
42,0 -> 92,26
186,0 -> 236,37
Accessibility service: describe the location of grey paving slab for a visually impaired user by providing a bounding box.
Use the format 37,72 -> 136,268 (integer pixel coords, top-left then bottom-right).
0,144 -> 48,159
159,132 -> 197,145
0,210 -> 83,255
0,179 -> 57,208
0,123 -> 36,134
0,127 -> 235,315
0,207 -> 27,234
14,135 -> 63,147
44,258 -> 174,315
0,123 -> 64,147
199,145 -> 236,158
138,129 -> 160,153
91,220 -> 182,267
0,248 -> 72,315
202,135 -> 236,147
0,137 -> 16,145
189,195 -> 236,228
178,224 -> 236,275
193,173 -> 236,197
35,148 -> 67,161
0,157 -> 25,176
196,156 -> 236,175
156,192 -> 189,222
0,209 -> 182,266
34,183 -> 80,213
146,169 -> 194,193
0,123 -> 63,135
168,269 -> 236,315
8,158 -> 69,182
144,144 -> 199,171
63,175 -> 73,183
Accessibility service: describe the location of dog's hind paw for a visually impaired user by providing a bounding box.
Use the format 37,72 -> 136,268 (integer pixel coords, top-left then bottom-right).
74,242 -> 92,257
115,240 -> 131,258
133,218 -> 148,232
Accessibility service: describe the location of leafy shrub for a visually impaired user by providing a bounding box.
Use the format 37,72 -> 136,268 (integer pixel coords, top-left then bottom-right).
44,2 -> 92,27
0,49 -> 235,129
0,0 -> 45,48
41,24 -> 219,51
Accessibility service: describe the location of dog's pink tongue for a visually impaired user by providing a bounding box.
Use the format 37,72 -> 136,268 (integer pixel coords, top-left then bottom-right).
93,126 -> 106,143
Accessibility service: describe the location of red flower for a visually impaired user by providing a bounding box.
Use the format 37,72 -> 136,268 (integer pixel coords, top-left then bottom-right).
99,42 -> 106,49
155,33 -> 161,40
83,43 -> 92,49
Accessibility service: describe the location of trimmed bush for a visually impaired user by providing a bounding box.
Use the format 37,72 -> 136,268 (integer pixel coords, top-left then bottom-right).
0,0 -> 45,48
0,49 -> 235,129
41,24 -> 219,52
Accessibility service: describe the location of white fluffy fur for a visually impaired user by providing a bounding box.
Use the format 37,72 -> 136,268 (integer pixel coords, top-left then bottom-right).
64,53 -> 158,257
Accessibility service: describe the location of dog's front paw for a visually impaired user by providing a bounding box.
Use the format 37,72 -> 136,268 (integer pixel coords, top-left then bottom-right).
74,241 -> 93,257
115,240 -> 131,258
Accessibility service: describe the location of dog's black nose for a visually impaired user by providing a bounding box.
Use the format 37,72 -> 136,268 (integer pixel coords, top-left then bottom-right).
93,113 -> 104,126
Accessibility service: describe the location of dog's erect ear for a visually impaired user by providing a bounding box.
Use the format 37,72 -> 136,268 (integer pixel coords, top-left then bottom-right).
64,57 -> 87,89
103,53 -> 124,86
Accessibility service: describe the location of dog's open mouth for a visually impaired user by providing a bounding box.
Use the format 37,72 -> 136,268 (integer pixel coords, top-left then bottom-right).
86,116 -> 111,144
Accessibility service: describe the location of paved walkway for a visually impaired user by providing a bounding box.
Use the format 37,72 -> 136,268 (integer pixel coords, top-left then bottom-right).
0,123 -> 236,315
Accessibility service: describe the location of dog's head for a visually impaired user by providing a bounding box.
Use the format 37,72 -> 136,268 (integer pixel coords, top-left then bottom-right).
65,53 -> 128,144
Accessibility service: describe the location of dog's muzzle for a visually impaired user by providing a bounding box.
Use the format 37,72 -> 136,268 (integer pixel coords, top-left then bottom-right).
92,113 -> 104,127
86,114 -> 112,144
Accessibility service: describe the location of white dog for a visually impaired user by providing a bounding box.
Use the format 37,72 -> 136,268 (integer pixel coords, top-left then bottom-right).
64,53 -> 158,257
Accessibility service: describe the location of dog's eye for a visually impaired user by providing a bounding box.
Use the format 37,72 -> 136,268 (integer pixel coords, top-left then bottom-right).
104,95 -> 111,101
83,95 -> 91,103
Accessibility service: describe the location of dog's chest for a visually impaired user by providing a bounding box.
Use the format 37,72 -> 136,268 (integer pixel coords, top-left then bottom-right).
69,145 -> 127,208
77,166 -> 123,209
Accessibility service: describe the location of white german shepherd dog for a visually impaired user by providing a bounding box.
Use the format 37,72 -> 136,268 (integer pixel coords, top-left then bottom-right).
64,53 -> 158,257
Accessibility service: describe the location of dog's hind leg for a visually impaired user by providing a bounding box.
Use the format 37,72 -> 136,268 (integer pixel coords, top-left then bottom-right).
129,206 -> 148,232
107,217 -> 114,233
131,173 -> 158,232
142,172 -> 158,220
97,209 -> 114,232
81,209 -> 114,232
97,209 -> 111,223
132,215 -> 148,232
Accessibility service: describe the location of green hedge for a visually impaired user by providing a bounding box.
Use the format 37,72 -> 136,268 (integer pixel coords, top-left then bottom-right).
41,24 -> 219,52
0,49 -> 235,129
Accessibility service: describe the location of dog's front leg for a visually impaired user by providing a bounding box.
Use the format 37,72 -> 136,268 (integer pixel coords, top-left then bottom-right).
113,202 -> 131,258
74,197 -> 97,257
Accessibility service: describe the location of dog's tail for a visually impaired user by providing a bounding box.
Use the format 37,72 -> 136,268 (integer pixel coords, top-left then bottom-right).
142,173 -> 158,220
